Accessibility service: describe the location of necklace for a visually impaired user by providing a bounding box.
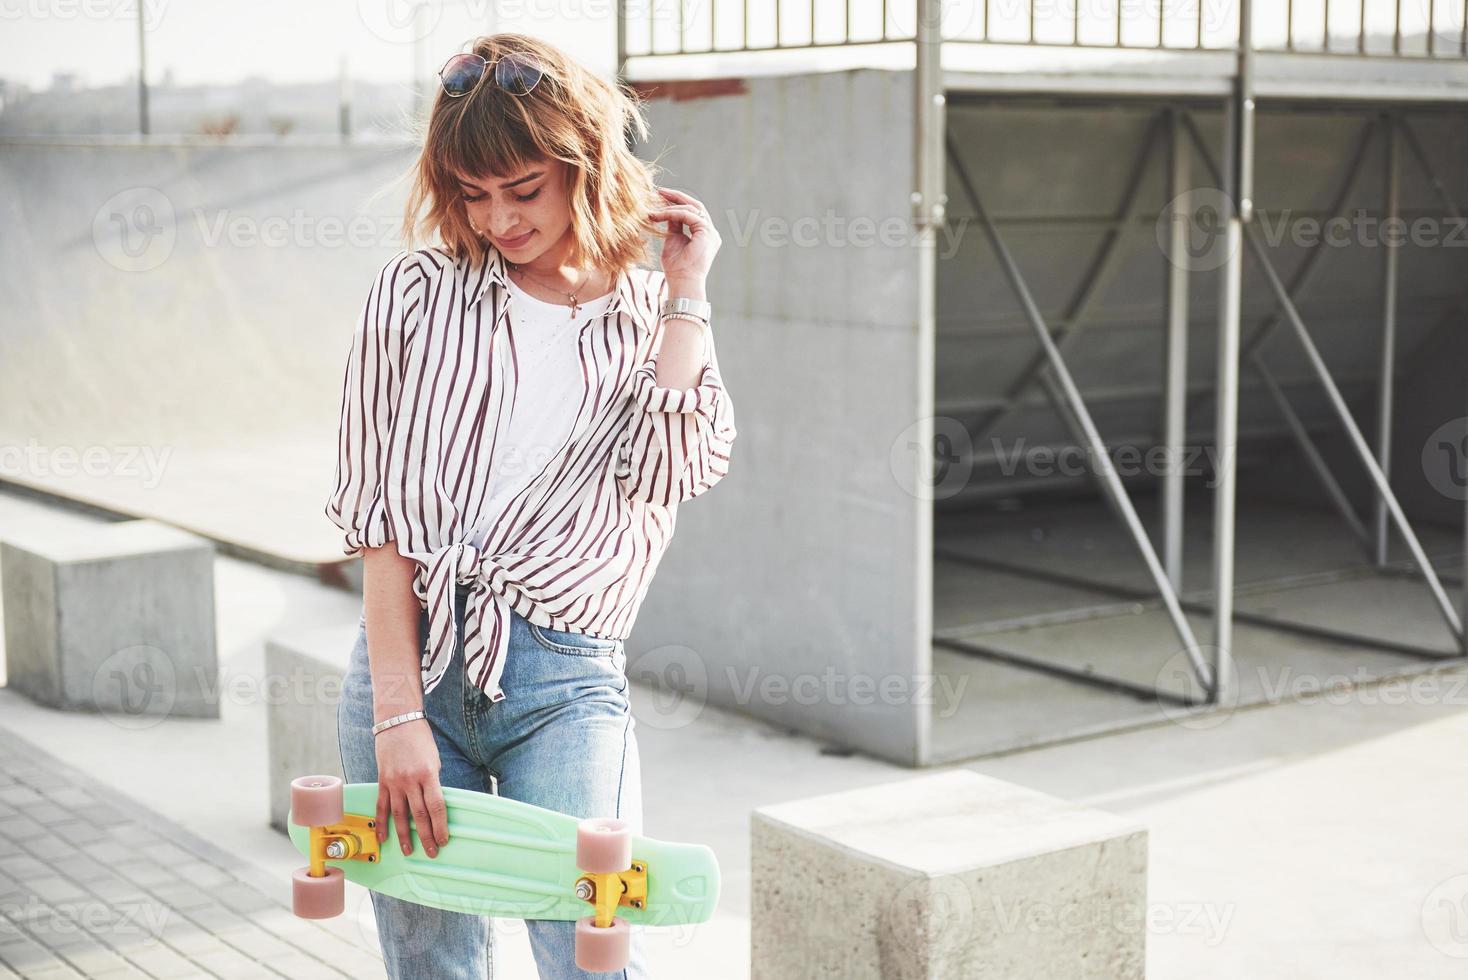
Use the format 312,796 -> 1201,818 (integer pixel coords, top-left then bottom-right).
508,262 -> 599,319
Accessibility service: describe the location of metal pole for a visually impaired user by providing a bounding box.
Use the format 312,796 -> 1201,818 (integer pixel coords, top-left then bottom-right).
1375,112 -> 1401,567
1209,0 -> 1252,705
913,0 -> 946,233
338,57 -> 352,141
1245,225 -> 1465,640
1164,108 -> 1191,593
136,5 -> 149,136
912,0 -> 945,766
964,181 -> 1212,690
616,0 -> 628,80
1250,354 -> 1370,545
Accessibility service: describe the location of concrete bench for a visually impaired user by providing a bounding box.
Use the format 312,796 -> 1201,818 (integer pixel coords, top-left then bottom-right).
2,518 -> 219,720
751,769 -> 1148,980
264,621 -> 359,831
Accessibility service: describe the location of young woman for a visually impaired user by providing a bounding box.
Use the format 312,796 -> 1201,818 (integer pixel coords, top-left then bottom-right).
324,33 -> 736,979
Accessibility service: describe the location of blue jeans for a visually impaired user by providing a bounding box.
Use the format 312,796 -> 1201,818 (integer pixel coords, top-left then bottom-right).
338,583 -> 651,979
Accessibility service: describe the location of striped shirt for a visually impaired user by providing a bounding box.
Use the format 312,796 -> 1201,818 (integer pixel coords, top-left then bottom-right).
325,244 -> 736,704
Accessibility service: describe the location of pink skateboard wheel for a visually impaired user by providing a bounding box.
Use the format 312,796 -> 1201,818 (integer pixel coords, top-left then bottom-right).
575,915 -> 630,971
290,775 -> 344,827
291,865 -> 344,919
576,817 -> 632,873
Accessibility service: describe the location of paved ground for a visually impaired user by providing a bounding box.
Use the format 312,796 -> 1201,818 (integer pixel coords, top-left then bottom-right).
5,485 -> 1468,978
0,726 -> 382,979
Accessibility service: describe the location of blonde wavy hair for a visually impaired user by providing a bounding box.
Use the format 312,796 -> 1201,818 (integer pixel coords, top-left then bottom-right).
397,33 -> 670,276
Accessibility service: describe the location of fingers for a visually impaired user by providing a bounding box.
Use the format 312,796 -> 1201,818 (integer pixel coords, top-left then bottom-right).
375,786 -> 390,844
391,787 -> 413,855
424,776 -> 451,851
407,784 -> 436,858
648,205 -> 711,232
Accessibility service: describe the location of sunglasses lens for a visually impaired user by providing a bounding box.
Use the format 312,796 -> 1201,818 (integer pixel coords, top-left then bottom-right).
494,54 -> 544,96
441,54 -> 486,96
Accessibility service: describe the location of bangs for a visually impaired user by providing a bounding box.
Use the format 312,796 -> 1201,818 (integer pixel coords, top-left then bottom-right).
436,101 -> 546,189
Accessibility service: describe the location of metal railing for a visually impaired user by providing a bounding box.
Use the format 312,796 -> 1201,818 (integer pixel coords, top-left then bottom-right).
618,0 -> 1468,63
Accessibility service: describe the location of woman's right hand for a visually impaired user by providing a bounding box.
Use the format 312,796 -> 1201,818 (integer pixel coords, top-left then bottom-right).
374,719 -> 450,859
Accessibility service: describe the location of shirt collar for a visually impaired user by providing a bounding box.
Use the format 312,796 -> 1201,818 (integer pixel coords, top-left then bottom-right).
464,243 -> 643,323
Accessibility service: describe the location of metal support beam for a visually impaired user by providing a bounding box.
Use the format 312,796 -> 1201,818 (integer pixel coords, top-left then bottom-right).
972,114 -> 1167,444
1250,354 -> 1371,546
1375,112 -> 1401,567
1163,108 -> 1191,593
1245,227 -> 1465,641
1206,0 -> 1253,705
947,141 -> 1214,692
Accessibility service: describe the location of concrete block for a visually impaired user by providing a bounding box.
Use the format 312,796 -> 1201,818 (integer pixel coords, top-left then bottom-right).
1,519 -> 218,719
264,622 -> 358,832
751,769 -> 1147,980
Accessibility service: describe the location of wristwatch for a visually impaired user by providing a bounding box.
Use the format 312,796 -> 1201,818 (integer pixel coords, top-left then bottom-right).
660,296 -> 711,323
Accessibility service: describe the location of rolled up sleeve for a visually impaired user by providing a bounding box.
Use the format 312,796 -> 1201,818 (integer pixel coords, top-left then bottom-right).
616,281 -> 737,506
325,250 -> 419,558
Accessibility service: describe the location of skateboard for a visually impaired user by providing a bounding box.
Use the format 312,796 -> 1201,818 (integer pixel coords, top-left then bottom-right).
286,775 -> 720,971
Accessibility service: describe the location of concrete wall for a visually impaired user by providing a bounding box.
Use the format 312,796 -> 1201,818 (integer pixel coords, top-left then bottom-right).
629,69 -> 931,765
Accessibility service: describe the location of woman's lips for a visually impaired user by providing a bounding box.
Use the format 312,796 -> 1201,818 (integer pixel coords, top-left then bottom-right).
499,230 -> 534,249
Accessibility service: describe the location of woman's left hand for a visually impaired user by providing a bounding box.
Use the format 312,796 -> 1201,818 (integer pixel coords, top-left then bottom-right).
649,187 -> 719,290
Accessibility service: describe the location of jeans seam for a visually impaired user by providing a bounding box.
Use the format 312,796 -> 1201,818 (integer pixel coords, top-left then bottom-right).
527,622 -> 620,657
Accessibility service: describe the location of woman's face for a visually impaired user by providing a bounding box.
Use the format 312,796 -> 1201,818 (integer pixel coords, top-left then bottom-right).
457,158 -> 571,259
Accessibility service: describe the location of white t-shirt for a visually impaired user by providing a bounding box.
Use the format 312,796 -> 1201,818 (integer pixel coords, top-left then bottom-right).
468,276 -> 615,548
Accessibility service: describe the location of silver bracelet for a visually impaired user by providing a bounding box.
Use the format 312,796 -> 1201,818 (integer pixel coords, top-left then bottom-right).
661,310 -> 709,330
372,709 -> 426,736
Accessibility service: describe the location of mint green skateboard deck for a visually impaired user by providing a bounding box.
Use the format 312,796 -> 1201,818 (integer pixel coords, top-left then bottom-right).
288,781 -> 720,927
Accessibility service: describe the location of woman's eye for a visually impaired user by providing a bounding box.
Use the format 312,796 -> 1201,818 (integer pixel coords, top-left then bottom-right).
514,189 -> 541,203
462,193 -> 484,203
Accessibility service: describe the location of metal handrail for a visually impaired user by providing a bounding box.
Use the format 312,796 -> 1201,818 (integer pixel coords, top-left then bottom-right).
618,0 -> 1468,62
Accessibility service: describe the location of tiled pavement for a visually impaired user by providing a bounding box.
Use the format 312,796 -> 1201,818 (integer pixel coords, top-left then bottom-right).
0,728 -> 385,979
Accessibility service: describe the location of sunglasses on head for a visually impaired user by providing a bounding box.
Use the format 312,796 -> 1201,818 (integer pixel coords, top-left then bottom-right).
438,52 -> 545,98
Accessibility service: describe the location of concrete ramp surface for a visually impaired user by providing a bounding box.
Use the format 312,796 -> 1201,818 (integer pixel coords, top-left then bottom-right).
0,140 -> 420,566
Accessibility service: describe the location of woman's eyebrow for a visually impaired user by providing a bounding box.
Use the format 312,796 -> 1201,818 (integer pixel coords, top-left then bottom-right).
499,170 -> 544,189
459,171 -> 544,192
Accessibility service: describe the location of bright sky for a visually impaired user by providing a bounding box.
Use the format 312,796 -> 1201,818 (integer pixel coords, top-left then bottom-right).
0,0 -> 1453,92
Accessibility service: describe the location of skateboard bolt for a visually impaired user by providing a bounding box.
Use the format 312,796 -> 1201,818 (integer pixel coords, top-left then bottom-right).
326,840 -> 346,859
575,879 -> 594,902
